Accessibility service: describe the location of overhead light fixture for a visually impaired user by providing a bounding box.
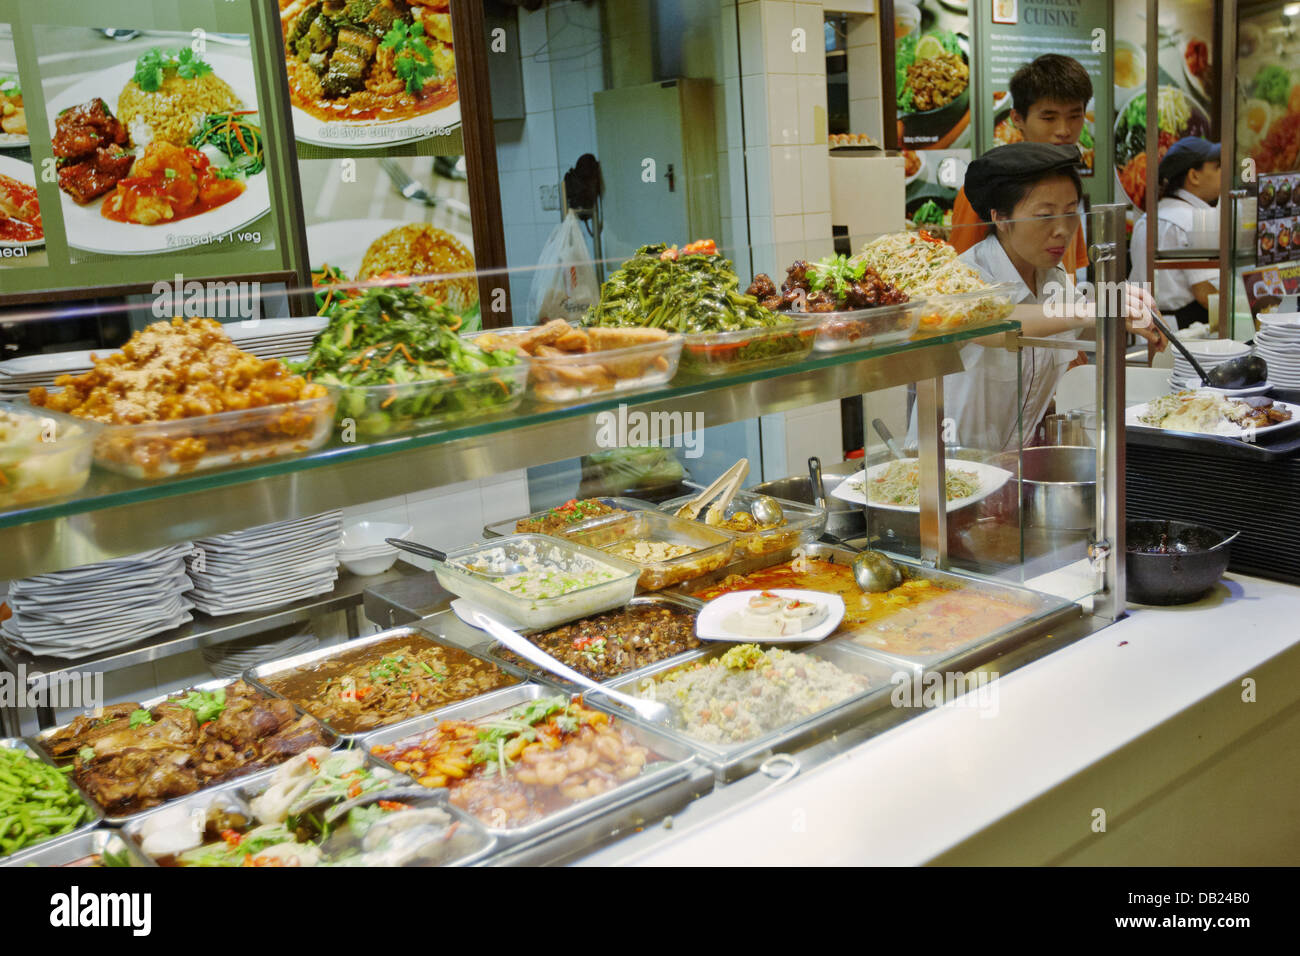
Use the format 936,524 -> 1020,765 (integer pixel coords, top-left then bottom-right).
1286,3 -> 1300,15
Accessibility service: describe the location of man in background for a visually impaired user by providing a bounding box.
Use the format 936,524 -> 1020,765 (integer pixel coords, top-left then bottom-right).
949,54 -> 1093,276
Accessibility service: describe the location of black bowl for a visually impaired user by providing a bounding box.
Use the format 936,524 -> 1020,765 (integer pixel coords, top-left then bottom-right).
1126,519 -> 1238,606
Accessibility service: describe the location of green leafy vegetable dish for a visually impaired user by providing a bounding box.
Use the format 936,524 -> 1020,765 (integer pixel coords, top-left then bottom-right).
1252,65 -> 1291,107
912,200 -> 945,226
294,284 -> 523,436
583,242 -> 788,334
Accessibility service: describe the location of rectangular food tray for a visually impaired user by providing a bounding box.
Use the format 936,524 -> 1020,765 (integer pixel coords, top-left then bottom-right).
598,641 -> 906,783
809,300 -> 927,352
431,533 -> 642,630
674,542 -> 1081,671
0,738 -> 103,862
90,393 -> 337,479
0,826 -> 148,868
473,593 -> 707,689
483,496 -> 655,539
32,676 -> 340,825
467,328 -> 683,403
678,315 -> 821,376
244,625 -> 528,744
324,358 -> 530,438
362,682 -> 703,849
560,510 -> 736,590
657,490 -> 826,558
120,761 -> 496,867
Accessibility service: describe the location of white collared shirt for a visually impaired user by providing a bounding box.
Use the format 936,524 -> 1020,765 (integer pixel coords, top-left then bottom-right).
906,235 -> 1079,452
1129,189 -> 1218,311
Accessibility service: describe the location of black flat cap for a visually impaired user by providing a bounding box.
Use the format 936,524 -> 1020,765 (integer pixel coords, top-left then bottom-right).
964,143 -> 1083,220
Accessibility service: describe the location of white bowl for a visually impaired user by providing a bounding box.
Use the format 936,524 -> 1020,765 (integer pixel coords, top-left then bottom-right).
1259,312 -> 1300,328
340,521 -> 412,552
340,550 -> 400,576
1183,339 -> 1251,357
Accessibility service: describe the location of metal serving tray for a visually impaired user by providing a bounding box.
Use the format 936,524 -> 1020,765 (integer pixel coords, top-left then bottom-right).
673,542 -> 1081,672
0,826 -> 148,868
0,738 -> 103,861
362,682 -> 704,852
483,496 -> 655,539
120,756 -> 496,867
244,626 -> 527,744
474,593 -> 707,690
32,676 -> 340,825
600,641 -> 907,783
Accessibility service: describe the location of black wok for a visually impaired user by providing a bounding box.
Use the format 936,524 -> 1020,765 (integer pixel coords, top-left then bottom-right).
1126,519 -> 1239,606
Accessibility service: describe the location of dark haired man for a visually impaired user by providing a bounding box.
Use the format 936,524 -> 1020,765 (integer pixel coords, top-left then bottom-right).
1129,137 -> 1222,329
949,54 -> 1093,273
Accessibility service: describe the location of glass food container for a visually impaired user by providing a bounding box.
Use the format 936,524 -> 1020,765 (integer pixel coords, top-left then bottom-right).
561,510 -> 736,590
678,315 -> 821,375
657,490 -> 827,557
809,300 -> 927,352
431,533 -> 642,629
0,404 -> 100,509
912,282 -> 1018,337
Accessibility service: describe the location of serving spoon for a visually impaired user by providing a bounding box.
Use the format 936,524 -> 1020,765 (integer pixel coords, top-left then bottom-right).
1149,313 -> 1267,389
851,550 -> 903,593
471,611 -> 671,725
385,538 -> 527,579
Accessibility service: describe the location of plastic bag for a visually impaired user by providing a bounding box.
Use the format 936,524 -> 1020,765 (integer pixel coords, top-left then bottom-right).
528,211 -> 599,324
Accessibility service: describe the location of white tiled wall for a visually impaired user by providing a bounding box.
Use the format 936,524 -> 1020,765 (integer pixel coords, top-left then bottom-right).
846,14 -> 883,143
495,0 -> 606,321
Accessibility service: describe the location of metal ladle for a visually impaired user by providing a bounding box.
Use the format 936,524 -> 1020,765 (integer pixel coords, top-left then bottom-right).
851,550 -> 903,593
751,494 -> 785,526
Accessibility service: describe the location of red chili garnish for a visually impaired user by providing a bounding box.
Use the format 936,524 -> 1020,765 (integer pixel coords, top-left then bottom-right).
378,800 -> 409,811
221,829 -> 242,847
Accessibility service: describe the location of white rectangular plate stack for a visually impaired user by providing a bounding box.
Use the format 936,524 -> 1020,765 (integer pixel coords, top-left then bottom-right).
1254,316 -> 1300,389
1,543 -> 195,659
185,511 -> 343,615
225,317 -> 328,361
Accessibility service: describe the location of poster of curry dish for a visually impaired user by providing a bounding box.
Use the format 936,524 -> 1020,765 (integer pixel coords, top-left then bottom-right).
34,27 -> 273,261
279,0 -> 459,149
0,23 -> 43,270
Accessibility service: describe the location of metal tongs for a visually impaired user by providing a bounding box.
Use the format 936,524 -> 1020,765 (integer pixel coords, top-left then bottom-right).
674,458 -> 750,526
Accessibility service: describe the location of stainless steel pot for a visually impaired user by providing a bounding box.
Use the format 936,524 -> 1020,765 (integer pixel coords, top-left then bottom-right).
999,445 -> 1096,531
749,459 -> 864,539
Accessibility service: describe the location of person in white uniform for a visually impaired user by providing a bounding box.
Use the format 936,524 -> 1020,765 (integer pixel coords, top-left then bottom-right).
1129,137 -> 1222,329
909,143 -> 1165,452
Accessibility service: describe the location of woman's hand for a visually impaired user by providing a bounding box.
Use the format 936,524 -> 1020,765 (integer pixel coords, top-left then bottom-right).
1122,283 -> 1167,353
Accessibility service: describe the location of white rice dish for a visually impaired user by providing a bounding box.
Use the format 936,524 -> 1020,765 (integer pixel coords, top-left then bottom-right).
636,643 -> 870,745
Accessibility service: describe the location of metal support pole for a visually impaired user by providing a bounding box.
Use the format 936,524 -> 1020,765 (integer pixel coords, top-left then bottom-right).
915,377 -> 947,568
1091,204 -> 1127,620
1218,0 -> 1238,338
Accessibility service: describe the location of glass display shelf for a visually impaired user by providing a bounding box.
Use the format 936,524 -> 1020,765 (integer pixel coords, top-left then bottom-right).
0,322 -> 1015,578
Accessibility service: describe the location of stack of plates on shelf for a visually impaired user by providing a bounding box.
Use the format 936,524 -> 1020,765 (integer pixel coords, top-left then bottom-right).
1169,338 -> 1254,390
226,318 -> 328,360
1,543 -> 195,659
0,349 -> 113,398
186,511 -> 343,616
1253,315 -> 1300,388
200,622 -> 319,678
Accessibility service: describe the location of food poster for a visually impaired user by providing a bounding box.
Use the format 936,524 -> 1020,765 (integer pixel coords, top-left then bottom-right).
1256,173 -> 1300,267
298,156 -> 479,328
903,148 -> 967,236
892,0 -> 973,152
0,22 -> 43,272
279,0 -> 462,160
1238,5 -> 1300,187
970,0 -> 1112,204
1241,263 -> 1300,317
1112,0 -> 1216,216
0,0 -> 305,300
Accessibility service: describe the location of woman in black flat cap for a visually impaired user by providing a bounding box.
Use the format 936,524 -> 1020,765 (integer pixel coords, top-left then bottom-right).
912,143 -> 1165,451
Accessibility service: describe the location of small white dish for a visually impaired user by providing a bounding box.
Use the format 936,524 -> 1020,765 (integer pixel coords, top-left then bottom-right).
339,550 -> 399,576
340,520 -> 413,552
696,589 -> 845,643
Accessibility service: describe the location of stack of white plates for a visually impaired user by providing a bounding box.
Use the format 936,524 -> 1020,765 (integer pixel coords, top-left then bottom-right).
1255,315 -> 1300,388
186,511 -> 343,616
200,623 -> 319,678
1170,338 -> 1254,390
0,349 -> 113,399
1,543 -> 195,659
226,318 -> 327,360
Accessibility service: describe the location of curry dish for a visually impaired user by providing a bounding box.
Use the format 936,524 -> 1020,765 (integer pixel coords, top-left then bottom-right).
261,635 -> 520,734
693,558 -> 1033,659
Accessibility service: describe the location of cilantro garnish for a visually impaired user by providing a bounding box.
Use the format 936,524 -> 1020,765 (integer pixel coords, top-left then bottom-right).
132,47 -> 213,93
380,21 -> 438,95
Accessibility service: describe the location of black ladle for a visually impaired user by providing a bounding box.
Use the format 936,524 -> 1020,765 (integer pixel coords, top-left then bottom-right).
1149,313 -> 1267,390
